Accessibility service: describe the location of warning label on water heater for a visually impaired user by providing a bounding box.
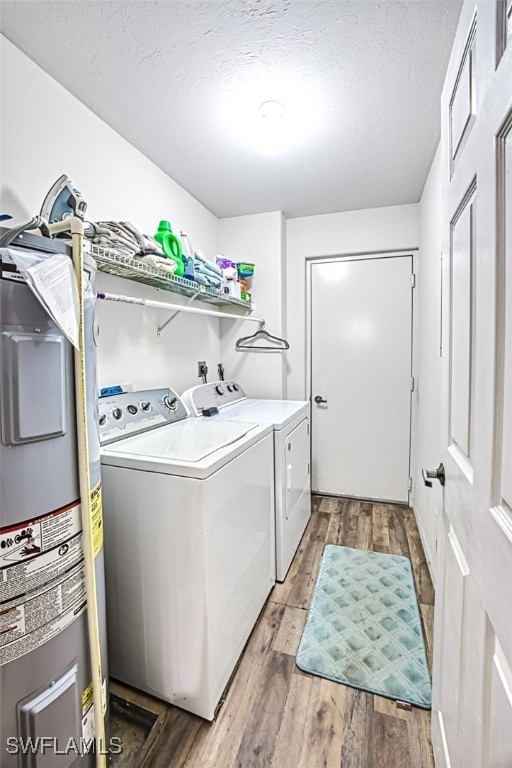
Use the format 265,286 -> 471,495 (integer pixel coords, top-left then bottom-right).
0,501 -> 87,666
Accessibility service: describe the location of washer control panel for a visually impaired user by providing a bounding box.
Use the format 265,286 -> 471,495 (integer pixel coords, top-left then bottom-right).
99,387 -> 187,445
183,381 -> 247,417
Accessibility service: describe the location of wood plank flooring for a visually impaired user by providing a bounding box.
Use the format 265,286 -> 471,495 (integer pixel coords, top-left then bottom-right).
113,496 -> 435,768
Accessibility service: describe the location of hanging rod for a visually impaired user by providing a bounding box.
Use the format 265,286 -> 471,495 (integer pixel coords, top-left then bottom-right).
96,291 -> 265,335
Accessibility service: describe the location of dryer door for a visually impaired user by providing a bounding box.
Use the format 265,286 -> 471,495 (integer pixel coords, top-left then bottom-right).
284,417 -> 310,520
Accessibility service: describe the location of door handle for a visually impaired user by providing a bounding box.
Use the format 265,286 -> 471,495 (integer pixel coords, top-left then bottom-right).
422,463 -> 446,488
314,396 -> 327,405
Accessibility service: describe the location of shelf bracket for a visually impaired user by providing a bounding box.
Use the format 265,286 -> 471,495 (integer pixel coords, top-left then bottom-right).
157,290 -> 201,336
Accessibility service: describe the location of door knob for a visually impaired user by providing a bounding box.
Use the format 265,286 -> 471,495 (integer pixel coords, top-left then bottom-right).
314,395 -> 327,404
422,463 -> 446,487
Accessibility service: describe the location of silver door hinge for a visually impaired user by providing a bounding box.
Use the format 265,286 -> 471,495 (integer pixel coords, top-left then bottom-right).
411,376 -> 415,392
411,273 -> 416,288
408,477 -> 413,491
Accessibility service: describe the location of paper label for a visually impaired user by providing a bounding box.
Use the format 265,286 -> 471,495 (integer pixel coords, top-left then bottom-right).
82,704 -> 95,742
82,682 -> 94,714
90,482 -> 103,558
0,256 -> 25,283
0,502 -> 86,666
81,678 -> 107,739
8,250 -> 79,348
0,564 -> 87,666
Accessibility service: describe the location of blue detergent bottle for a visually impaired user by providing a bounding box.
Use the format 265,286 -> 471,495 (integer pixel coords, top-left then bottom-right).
180,230 -> 196,281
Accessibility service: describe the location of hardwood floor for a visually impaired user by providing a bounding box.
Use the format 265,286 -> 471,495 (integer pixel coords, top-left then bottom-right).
113,495 -> 435,768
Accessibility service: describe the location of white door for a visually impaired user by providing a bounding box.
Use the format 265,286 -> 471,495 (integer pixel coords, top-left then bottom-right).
310,254 -> 414,503
431,1 -> 512,766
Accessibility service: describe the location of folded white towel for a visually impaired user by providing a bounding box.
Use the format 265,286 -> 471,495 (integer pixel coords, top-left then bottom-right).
138,253 -> 178,274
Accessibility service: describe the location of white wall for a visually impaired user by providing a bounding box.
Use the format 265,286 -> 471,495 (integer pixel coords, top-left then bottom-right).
412,146 -> 443,579
218,212 -> 287,398
1,40 -> 444,537
0,35 -> 220,395
285,204 -> 420,400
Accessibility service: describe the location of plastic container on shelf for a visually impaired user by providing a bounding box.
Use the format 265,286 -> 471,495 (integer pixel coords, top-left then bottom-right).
237,262 -> 255,278
222,266 -> 238,281
154,220 -> 184,276
222,280 -> 241,300
215,256 -> 237,282
180,231 -> 194,259
216,256 -> 236,270
180,230 -> 195,281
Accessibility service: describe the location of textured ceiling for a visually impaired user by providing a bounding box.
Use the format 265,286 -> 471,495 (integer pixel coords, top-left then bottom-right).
0,0 -> 462,218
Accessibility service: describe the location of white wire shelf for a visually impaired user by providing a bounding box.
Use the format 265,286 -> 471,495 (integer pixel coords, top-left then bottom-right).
89,244 -> 254,310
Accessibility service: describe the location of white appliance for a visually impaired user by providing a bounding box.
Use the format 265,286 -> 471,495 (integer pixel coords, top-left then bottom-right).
99,387 -> 275,721
181,381 -> 311,581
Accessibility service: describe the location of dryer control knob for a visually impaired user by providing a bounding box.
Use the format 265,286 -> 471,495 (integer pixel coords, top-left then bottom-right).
127,404 -> 138,415
112,408 -> 122,420
232,383 -> 239,391
164,395 -> 178,410
215,385 -> 225,395
227,385 -> 233,392
140,401 -> 151,411
99,413 -> 107,426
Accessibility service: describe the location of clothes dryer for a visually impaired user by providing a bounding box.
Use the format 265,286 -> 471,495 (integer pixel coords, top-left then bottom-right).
181,382 -> 311,581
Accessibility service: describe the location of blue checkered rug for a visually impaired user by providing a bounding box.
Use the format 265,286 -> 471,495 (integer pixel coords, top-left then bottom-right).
296,545 -> 431,709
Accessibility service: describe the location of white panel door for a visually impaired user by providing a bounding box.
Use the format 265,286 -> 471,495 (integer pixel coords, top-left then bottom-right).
310,254 -> 413,503
432,1 -> 512,766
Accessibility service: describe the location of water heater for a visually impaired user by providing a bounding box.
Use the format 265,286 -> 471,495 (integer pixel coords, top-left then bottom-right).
0,230 -> 108,766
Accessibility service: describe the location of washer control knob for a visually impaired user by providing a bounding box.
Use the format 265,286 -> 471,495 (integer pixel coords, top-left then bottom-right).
233,383 -> 239,391
227,384 -> 233,392
164,395 -> 178,410
112,407 -> 122,420
215,385 -> 225,395
127,404 -> 138,415
99,413 -> 107,426
140,401 -> 151,411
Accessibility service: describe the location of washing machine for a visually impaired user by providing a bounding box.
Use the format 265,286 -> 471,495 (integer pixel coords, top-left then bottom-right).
99,387 -> 275,720
181,381 -> 311,582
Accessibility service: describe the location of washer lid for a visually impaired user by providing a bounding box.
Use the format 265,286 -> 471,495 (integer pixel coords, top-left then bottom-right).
219,399 -> 310,430
101,418 -> 272,478
107,418 -> 258,461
